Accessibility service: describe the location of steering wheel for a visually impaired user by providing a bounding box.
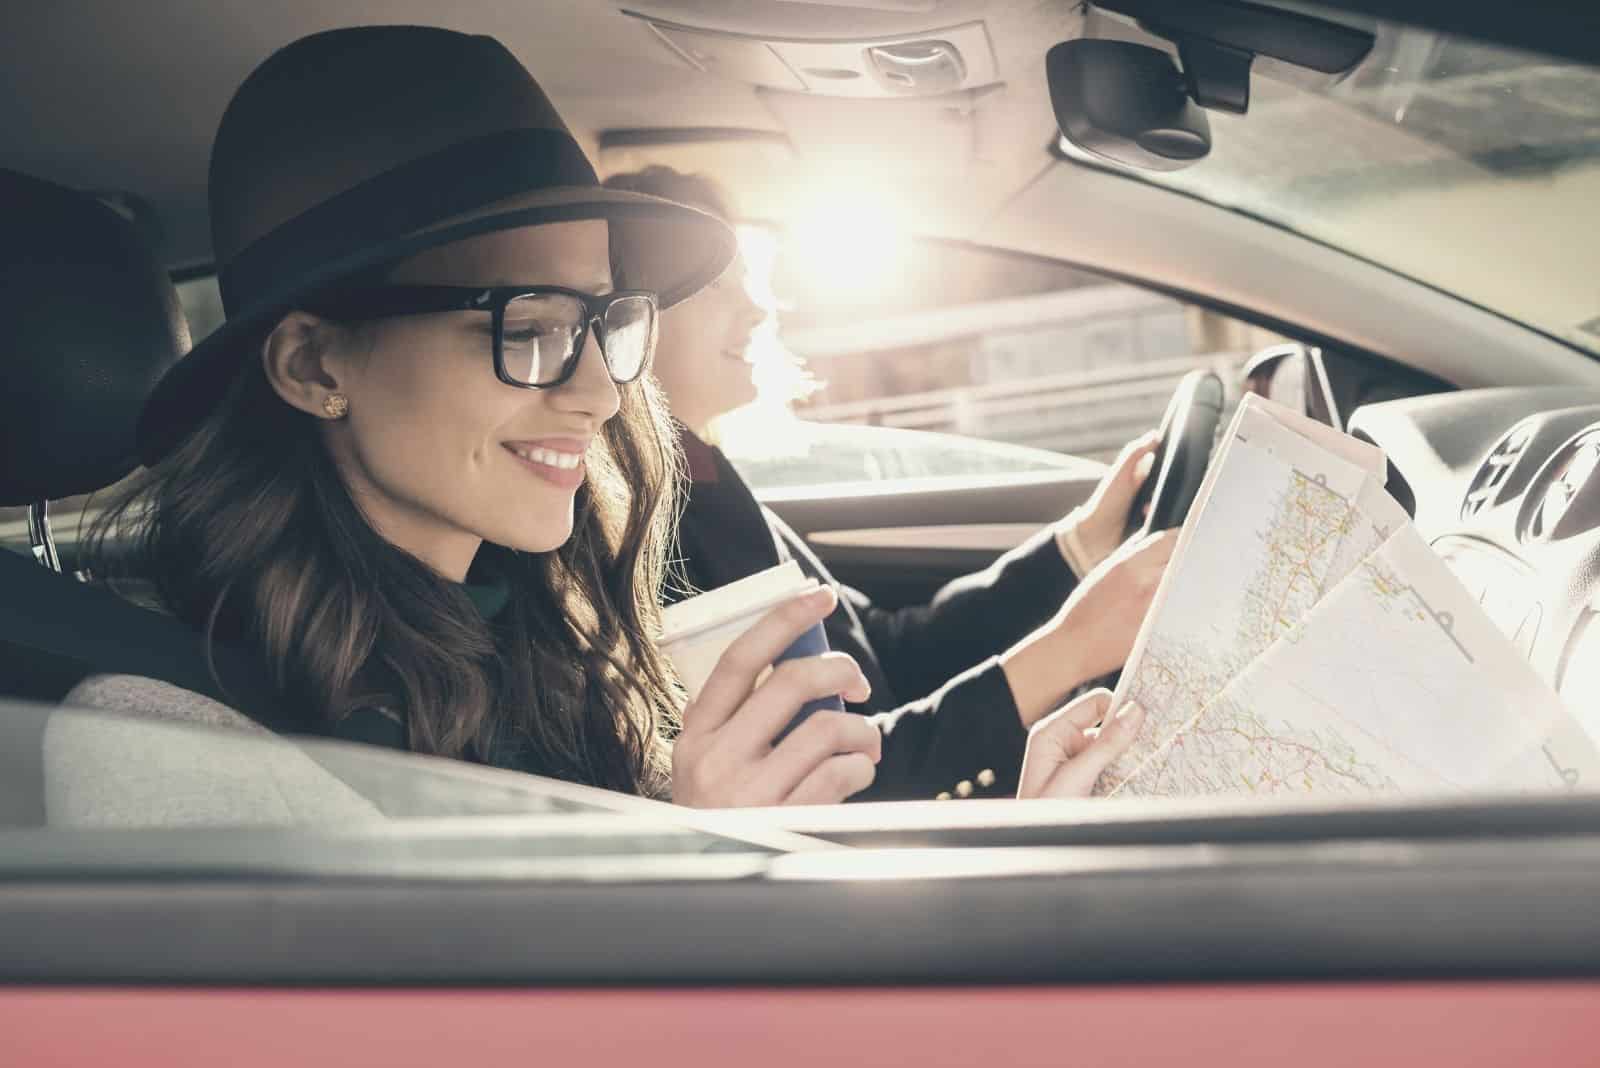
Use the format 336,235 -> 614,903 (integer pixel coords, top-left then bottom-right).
1123,369 -> 1226,541
1068,370 -> 1226,702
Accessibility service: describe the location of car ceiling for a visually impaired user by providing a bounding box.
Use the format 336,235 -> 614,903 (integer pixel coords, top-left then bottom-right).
6,0 -> 1598,390
0,0 -> 1078,270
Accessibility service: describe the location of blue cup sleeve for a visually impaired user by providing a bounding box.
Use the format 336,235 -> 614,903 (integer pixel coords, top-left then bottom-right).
770,620 -> 845,743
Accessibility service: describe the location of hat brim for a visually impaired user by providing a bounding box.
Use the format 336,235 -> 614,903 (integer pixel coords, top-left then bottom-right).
137,187 -> 735,465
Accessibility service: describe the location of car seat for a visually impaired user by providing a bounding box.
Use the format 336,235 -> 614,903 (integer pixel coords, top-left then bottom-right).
0,169 -> 303,822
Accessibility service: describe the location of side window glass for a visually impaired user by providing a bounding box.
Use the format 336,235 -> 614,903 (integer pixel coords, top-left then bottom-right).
177,275 -> 226,345
719,234 -> 1287,492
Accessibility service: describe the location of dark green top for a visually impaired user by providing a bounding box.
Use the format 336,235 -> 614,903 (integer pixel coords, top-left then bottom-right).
328,558 -> 510,752
461,566 -> 511,620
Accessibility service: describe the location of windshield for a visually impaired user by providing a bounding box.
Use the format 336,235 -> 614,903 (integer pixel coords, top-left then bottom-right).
1109,13 -> 1600,357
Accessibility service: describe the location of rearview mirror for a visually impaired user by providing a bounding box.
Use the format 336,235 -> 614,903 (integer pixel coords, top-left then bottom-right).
1046,39 -> 1211,171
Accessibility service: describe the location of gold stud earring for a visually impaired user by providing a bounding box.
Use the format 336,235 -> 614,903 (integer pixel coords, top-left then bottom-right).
322,393 -> 349,419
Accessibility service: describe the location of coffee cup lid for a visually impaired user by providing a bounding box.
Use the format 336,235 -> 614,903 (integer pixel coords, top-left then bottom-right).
661,561 -> 816,645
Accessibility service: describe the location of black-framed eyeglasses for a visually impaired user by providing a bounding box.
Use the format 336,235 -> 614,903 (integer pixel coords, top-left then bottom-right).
305,285 -> 659,389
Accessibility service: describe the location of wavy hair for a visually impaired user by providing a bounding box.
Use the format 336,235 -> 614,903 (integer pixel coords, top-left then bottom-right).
89,330 -> 682,796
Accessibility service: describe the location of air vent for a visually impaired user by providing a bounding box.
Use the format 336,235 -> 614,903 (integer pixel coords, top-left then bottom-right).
1525,432 -> 1600,543
1462,423 -> 1534,520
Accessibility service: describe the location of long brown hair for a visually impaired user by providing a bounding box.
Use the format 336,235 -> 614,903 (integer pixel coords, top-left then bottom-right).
89,329 -> 683,796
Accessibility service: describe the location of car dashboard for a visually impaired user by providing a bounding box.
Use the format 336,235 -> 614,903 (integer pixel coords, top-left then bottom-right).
1350,386 -> 1600,733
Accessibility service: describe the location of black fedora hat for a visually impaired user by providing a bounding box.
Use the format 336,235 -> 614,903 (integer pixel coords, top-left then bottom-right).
137,25 -> 736,464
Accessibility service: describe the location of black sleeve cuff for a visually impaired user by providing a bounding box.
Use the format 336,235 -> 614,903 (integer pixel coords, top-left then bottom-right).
999,524 -> 1082,611
854,657 -> 1028,802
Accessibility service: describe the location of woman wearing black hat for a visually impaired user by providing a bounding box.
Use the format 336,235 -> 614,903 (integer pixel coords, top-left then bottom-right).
94,26 -> 1141,805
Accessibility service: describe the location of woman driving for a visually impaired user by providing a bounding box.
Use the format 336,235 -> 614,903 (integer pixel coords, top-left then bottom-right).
605,166 -> 1176,799
98,26 -> 1151,806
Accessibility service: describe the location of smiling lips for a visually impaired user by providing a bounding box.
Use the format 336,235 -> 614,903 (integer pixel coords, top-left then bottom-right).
503,439 -> 587,490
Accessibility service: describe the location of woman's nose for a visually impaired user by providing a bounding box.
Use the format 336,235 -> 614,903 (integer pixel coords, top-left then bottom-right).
548,328 -> 620,422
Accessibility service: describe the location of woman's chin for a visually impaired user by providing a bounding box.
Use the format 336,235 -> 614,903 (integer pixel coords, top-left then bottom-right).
489,513 -> 574,555
717,384 -> 759,419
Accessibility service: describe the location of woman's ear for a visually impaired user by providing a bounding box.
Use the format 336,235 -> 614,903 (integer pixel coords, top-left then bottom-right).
261,311 -> 348,417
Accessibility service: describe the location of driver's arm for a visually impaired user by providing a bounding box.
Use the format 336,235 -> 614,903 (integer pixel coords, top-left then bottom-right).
1053,431 -> 1160,576
839,431 -> 1159,703
845,524 -> 1082,703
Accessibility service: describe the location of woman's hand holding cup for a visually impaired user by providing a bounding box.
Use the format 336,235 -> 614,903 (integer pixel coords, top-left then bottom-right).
671,586 -> 880,807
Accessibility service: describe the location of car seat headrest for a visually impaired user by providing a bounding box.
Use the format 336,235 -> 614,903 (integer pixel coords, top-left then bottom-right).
0,169 -> 189,506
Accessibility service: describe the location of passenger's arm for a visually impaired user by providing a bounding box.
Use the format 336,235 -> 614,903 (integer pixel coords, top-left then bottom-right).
672,587 -> 882,807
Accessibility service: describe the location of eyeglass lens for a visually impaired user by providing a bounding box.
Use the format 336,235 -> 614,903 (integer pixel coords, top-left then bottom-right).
500,293 -> 655,386
599,295 -> 654,382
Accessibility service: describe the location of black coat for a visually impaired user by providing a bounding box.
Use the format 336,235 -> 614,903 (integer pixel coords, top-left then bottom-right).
670,432 -> 1082,801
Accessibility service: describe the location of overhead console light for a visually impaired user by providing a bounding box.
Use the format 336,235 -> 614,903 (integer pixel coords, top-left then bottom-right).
625,10 -> 998,98
866,40 -> 966,94
1048,0 -> 1376,171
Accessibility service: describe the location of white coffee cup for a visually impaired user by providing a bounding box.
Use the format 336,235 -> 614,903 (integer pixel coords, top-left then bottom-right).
661,561 -> 844,737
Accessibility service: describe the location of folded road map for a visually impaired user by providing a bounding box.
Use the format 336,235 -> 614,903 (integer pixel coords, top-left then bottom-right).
1102,394 -> 1600,798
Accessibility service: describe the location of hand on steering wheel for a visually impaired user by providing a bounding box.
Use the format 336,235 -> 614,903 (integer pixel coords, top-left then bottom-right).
1055,430 -> 1160,574
1050,371 -> 1225,700
1123,370 -> 1226,541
